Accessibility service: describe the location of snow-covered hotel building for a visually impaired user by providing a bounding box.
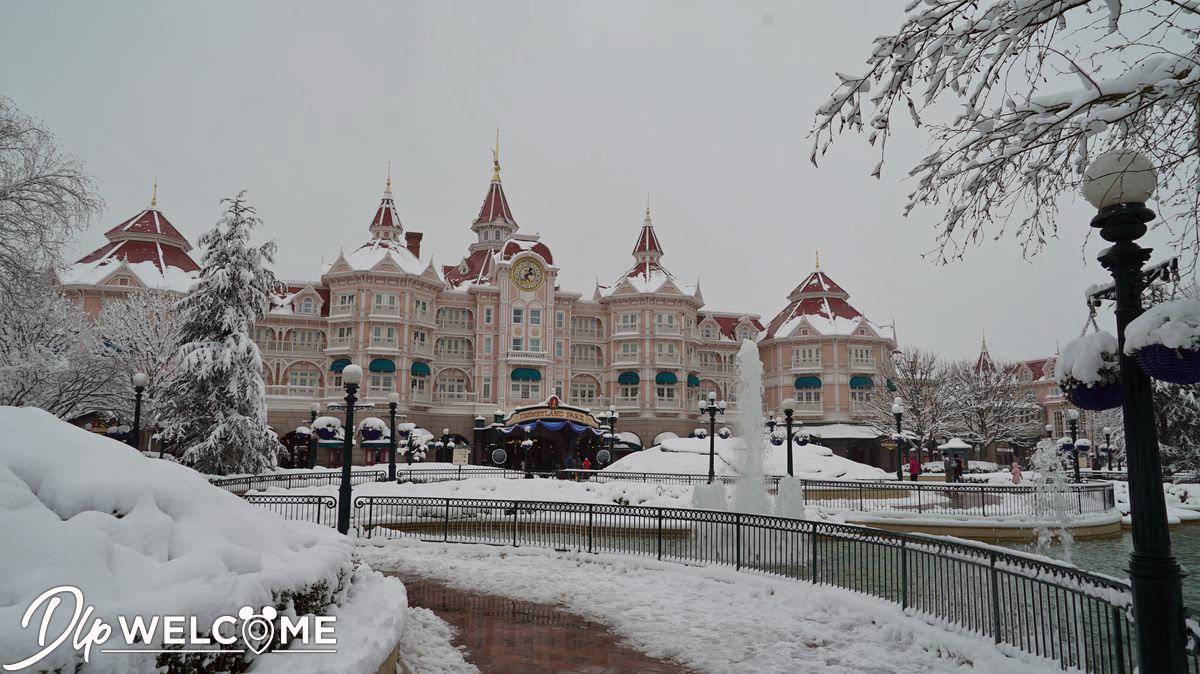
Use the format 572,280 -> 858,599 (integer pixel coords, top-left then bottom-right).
58,153 -> 899,463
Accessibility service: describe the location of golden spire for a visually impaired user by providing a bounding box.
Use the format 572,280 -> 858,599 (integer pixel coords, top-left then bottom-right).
815,248 -> 821,271
386,161 -> 392,193
491,128 -> 501,182
150,179 -> 158,209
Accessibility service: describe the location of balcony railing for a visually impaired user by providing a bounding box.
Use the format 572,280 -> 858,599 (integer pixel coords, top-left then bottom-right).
369,338 -> 398,349
791,360 -> 821,369
328,337 -> 353,349
411,343 -> 433,358
571,328 -> 602,340
436,320 -> 475,331
370,304 -> 399,316
616,396 -> 639,406
266,385 -> 318,398
434,350 -> 473,361
410,389 -> 432,403
436,391 -> 479,404
330,304 -> 354,317
655,325 -> 680,335
411,310 -> 433,324
656,354 -> 680,364
570,358 -> 604,368
261,340 -> 324,354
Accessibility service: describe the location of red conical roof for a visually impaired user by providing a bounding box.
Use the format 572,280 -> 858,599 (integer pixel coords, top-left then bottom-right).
474,180 -> 515,225
103,208 -> 189,247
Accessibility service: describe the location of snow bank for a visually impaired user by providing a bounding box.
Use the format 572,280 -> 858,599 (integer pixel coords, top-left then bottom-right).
608,436 -> 890,480
0,407 -> 406,673
1056,331 -> 1120,386
1125,299 -> 1200,353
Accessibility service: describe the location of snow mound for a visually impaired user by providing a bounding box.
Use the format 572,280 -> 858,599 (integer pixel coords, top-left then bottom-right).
1056,331 -> 1120,386
0,407 -> 405,673
1125,299 -> 1200,353
607,436 -> 890,480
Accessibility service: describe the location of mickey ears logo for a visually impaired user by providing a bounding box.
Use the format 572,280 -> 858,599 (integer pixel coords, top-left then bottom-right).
238,606 -> 277,655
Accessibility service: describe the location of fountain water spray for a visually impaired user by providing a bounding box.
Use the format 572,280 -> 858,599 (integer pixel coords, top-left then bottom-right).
1030,438 -> 1075,562
732,339 -> 772,514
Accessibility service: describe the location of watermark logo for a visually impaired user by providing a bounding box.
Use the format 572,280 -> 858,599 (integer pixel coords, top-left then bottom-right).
3,586 -> 336,671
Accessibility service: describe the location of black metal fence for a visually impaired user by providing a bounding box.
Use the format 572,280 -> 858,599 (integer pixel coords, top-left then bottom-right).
343,495 -> 1196,674
209,470 -> 388,495
796,479 -> 1115,516
243,494 -> 338,527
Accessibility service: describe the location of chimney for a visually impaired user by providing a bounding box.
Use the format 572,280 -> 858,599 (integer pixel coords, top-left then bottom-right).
405,231 -> 423,258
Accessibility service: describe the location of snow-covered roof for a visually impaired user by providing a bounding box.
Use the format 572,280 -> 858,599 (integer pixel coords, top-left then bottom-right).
61,204 -> 201,293
807,424 -> 883,440
763,268 -> 893,340
324,237 -> 435,278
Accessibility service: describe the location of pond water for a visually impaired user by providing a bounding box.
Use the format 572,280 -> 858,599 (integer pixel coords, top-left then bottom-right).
997,524 -> 1200,607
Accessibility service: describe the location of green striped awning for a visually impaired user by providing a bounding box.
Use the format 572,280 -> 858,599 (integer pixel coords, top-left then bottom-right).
369,358 -> 396,373
511,367 -> 542,382
330,358 -> 352,373
617,371 -> 640,385
655,372 -> 678,385
410,361 -> 431,376
794,376 -> 822,389
687,374 -> 701,387
849,375 -> 874,390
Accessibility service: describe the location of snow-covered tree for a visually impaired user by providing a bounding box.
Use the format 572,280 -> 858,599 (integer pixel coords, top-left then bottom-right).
0,287 -> 113,417
0,96 -> 101,298
813,1 -> 1200,261
948,359 -> 1043,452
97,290 -> 186,433
160,193 -> 282,474
868,347 -> 955,451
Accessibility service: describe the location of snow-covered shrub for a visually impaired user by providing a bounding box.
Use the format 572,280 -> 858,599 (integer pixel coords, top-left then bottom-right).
0,407 -> 406,673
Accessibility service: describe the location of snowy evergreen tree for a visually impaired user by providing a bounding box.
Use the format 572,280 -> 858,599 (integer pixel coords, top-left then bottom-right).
813,1 -> 1200,261
97,290 -> 186,435
160,193 -> 282,474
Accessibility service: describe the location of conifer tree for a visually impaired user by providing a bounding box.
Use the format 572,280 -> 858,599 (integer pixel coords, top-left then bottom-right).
160,193 -> 282,474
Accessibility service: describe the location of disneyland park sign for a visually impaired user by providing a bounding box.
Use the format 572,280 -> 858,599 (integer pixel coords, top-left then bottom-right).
507,397 -> 600,428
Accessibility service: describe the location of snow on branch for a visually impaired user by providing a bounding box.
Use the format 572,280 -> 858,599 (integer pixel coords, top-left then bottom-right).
812,0 -> 1200,262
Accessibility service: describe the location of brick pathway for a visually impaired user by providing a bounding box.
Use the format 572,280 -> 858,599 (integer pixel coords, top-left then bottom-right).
393,574 -> 690,674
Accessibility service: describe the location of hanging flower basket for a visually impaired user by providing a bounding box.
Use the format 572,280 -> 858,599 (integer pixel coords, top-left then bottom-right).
360,427 -> 383,441
312,416 -> 342,441
1134,344 -> 1200,385
1126,300 -> 1200,385
1058,331 -> 1122,411
1065,380 -> 1124,411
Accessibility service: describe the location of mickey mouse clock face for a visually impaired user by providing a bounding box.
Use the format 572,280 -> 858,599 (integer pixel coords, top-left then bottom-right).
511,257 -> 545,291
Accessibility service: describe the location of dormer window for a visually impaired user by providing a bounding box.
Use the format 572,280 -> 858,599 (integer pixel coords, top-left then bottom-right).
298,298 -> 316,315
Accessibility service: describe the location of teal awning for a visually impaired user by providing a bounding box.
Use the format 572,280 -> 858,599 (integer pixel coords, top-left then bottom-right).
369,358 -> 396,373
687,374 -> 701,387
618,371 -> 640,385
885,378 -> 897,392
331,358 -> 351,373
850,375 -> 874,390
411,361 -> 431,376
511,367 -> 541,381
655,372 -> 678,385
794,376 -> 822,389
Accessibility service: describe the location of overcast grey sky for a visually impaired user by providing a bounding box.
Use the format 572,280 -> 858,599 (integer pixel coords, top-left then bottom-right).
2,0 -> 1176,361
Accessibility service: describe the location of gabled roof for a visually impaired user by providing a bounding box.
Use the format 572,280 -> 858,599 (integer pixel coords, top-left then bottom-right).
703,314 -> 766,341
270,283 -> 331,317
764,267 -> 889,339
324,237 -> 432,278
444,249 -> 494,288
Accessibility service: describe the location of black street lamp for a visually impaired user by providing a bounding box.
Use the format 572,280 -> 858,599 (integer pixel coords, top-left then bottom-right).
521,438 -> 533,478
387,392 -> 399,481
1067,408 -> 1081,483
336,364 -> 362,535
782,398 -> 796,477
1103,426 -> 1113,471
308,402 -> 319,469
766,413 -> 777,435
607,406 -> 619,460
130,372 -> 148,451
892,397 -> 904,481
1083,149 -> 1185,671
697,391 -> 726,484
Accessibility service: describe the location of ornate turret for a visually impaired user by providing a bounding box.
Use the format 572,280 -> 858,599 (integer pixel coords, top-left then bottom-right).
631,194 -> 664,270
368,164 -> 404,242
470,131 -> 518,252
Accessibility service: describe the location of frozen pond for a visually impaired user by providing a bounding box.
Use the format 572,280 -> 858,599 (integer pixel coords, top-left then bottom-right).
997,525 -> 1200,607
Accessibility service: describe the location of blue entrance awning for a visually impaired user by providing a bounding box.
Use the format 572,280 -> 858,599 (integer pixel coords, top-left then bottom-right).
331,358 -> 351,373
618,371 -> 639,385
369,358 -> 396,373
850,375 -> 874,390
511,367 -> 541,381
687,374 -> 701,387
411,361 -> 431,376
794,376 -> 822,389
655,372 -> 678,385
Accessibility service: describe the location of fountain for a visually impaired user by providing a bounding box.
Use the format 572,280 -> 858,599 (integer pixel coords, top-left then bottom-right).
731,339 -> 772,514
1030,437 -> 1076,562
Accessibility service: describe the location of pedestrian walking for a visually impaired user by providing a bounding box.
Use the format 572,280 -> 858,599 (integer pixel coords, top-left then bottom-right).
953,457 -> 964,483
908,456 -> 921,482
1011,462 -> 1023,485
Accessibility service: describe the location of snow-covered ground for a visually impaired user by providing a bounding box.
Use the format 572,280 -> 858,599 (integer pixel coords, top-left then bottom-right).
0,407 -> 407,673
361,540 -> 1064,674
609,436 -> 892,480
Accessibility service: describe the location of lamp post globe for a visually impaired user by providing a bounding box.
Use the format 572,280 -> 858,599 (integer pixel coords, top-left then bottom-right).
699,394 -> 725,484
335,364 -> 362,534
1083,149 -> 1184,672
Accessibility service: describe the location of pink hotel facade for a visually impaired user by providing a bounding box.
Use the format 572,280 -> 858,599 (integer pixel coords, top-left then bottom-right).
58,153 -> 900,457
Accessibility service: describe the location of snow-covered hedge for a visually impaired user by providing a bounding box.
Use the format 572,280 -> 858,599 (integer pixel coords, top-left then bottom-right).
1056,331 -> 1120,387
0,407 -> 406,673
1125,299 -> 1200,353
